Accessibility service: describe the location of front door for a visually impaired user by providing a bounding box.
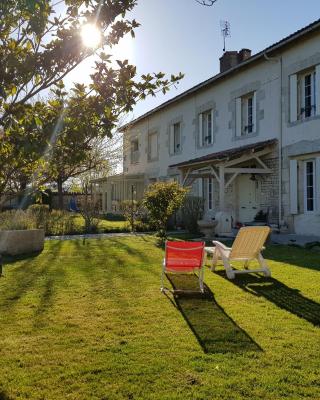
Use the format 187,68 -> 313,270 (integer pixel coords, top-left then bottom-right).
238,174 -> 260,223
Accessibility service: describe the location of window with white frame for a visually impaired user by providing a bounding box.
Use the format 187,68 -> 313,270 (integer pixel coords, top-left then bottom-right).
148,132 -> 158,161
207,177 -> 213,210
130,139 -> 139,164
199,109 -> 214,147
290,65 -> 320,123
304,160 -> 315,212
236,92 -> 257,137
169,122 -> 181,155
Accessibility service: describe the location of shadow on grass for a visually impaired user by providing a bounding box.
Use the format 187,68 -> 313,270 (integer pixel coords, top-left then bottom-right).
264,245 -> 320,272
166,274 -> 262,354
216,272 -> 320,327
0,391 -> 12,400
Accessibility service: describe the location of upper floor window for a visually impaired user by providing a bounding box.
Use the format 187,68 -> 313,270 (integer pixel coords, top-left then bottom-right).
236,92 -> 257,137
169,122 -> 181,155
290,65 -> 320,123
299,70 -> 316,119
148,132 -> 158,161
199,109 -> 214,147
130,139 -> 139,164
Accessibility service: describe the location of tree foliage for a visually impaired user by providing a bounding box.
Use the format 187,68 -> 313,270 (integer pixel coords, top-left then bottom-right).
143,181 -> 189,242
0,0 -> 184,200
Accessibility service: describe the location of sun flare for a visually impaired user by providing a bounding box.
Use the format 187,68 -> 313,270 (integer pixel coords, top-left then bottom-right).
81,24 -> 101,48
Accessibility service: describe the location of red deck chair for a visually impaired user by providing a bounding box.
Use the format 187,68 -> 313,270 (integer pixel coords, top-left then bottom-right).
161,241 -> 206,293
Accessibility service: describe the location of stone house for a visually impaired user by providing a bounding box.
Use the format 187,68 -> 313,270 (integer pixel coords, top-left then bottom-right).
92,19 -> 320,235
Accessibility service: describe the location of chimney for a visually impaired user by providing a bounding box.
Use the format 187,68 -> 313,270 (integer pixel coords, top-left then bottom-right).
238,48 -> 252,63
219,48 -> 252,73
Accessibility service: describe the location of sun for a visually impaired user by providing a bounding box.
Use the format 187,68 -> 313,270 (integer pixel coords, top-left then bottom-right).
81,24 -> 101,49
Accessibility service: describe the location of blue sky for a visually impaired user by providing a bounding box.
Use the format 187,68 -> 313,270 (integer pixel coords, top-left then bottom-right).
66,0 -> 320,121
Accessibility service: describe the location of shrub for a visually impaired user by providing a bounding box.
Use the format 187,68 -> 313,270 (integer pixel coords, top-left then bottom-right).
181,196 -> 205,233
0,210 -> 36,231
143,181 -> 189,243
28,204 -> 50,229
45,210 -> 76,236
79,198 -> 100,234
120,200 -> 146,232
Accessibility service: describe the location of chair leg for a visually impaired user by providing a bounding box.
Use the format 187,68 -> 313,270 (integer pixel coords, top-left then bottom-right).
257,253 -> 271,277
211,249 -> 218,271
161,261 -> 165,292
220,252 -> 235,279
199,267 -> 204,293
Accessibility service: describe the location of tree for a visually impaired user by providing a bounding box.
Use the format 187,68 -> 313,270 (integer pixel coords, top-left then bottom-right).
0,1 -> 183,199
143,181 -> 189,243
194,0 -> 218,5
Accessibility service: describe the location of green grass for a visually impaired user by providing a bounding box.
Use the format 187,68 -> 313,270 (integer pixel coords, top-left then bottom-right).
0,237 -> 319,399
72,214 -> 129,233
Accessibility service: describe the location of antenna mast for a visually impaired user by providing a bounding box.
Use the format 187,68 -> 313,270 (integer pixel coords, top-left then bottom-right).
220,20 -> 231,52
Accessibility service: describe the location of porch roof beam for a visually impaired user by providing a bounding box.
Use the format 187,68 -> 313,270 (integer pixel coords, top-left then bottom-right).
223,146 -> 274,167
225,167 -> 272,174
225,172 -> 238,189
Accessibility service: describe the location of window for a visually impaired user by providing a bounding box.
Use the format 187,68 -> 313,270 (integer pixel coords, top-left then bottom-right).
290,66 -> 320,123
130,139 -> 139,164
304,160 -> 315,212
199,109 -> 213,147
300,70 -> 316,119
169,122 -> 181,155
236,92 -> 256,137
148,132 -> 158,161
208,178 -> 213,210
241,93 -> 255,135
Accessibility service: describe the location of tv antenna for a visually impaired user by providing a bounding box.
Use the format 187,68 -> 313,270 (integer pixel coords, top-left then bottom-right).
220,20 -> 231,52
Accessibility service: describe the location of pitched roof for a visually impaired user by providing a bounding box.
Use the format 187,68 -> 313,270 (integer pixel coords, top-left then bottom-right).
120,18 -> 320,132
170,139 -> 277,169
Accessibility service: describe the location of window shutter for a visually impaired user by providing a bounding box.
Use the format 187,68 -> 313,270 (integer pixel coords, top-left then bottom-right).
210,108 -> 214,142
198,178 -> 203,198
316,157 -> 320,213
252,91 -> 257,133
315,64 -> 320,115
198,113 -> 203,146
289,159 -> 298,214
236,97 -> 242,137
169,125 -> 174,155
289,74 -> 298,122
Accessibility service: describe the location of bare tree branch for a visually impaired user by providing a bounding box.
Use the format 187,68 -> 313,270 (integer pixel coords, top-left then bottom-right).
195,0 -> 218,5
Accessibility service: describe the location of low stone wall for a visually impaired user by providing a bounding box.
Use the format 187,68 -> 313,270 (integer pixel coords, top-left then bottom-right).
0,229 -> 45,256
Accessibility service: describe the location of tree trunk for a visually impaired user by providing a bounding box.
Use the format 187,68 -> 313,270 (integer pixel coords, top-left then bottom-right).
57,177 -> 64,210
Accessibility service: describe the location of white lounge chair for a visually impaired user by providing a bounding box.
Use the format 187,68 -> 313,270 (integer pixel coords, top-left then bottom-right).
212,226 -> 271,279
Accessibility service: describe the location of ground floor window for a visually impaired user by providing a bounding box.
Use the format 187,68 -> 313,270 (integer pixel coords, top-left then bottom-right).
304,160 -> 315,212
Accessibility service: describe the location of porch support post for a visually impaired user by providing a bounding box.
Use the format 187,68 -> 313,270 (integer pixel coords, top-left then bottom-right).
219,166 -> 225,211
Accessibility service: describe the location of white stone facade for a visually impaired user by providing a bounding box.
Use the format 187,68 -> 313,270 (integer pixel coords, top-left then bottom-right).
95,20 -> 320,235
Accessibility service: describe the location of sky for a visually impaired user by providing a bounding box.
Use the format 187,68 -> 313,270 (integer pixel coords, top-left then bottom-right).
66,0 -> 320,122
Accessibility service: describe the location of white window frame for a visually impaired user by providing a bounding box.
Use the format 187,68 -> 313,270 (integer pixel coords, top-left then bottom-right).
241,92 -> 256,135
169,122 -> 181,155
299,69 -> 316,120
148,132 -> 158,161
199,109 -> 214,147
207,177 -> 214,210
304,160 -> 316,213
130,139 -> 139,164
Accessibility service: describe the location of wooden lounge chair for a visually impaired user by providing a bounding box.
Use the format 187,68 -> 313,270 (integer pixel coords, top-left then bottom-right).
212,226 -> 271,279
161,241 -> 206,293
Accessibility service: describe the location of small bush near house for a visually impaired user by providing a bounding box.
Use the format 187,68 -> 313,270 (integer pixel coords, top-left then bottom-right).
0,210 -> 36,230
181,196 -> 205,234
143,181 -> 189,243
104,213 -> 126,221
120,200 -> 146,232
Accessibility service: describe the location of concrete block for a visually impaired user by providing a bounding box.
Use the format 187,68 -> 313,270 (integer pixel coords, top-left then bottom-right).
0,229 -> 45,256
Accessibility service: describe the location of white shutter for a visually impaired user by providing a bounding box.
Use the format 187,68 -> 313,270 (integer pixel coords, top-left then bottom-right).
316,157 -> 320,213
289,159 -> 298,214
315,64 -> 320,115
236,97 -> 242,137
289,74 -> 298,122
210,108 -> 214,143
198,113 -> 203,147
252,91 -> 257,133
169,125 -> 174,155
198,178 -> 203,198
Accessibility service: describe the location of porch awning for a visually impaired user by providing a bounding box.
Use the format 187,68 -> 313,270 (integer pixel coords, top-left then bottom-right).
170,139 -> 277,169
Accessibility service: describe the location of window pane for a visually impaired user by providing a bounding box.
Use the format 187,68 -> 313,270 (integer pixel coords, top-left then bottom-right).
305,161 -> 315,211
173,123 -> 181,153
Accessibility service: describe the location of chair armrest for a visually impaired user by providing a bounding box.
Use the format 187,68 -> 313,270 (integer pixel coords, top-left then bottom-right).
212,240 -> 231,251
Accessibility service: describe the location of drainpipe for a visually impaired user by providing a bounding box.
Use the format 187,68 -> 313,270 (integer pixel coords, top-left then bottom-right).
264,52 -> 283,229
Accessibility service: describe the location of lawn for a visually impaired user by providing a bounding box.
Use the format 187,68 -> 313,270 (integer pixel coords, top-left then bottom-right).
72,214 -> 129,233
0,236 -> 319,399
